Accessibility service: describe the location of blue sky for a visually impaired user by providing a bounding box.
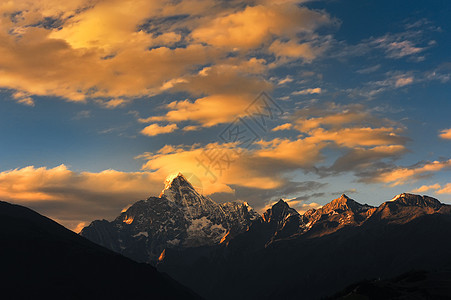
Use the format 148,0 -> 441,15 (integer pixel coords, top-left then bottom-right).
0,0 -> 450,230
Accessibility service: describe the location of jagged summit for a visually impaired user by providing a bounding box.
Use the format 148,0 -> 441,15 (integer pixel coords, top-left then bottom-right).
159,172 -> 199,200
273,199 -> 289,208
389,193 -> 442,208
319,194 -> 373,214
81,172 -> 261,263
263,199 -> 299,223
339,193 -> 350,200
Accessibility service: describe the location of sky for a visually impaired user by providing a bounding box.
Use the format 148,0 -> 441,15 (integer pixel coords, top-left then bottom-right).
0,0 -> 450,232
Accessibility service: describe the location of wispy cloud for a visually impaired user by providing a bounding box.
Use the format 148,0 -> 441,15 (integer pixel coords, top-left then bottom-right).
362,159 -> 451,186
356,64 -> 381,74
141,123 -> 178,137
278,76 -> 294,85
272,123 -> 293,132
73,110 -> 91,120
292,87 -> 322,95
411,183 -> 442,193
411,182 -> 451,195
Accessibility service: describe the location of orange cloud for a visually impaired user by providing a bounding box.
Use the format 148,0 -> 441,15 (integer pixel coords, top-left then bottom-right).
439,128 -> 451,140
0,0 -> 331,122
410,183 -> 451,196
395,76 -> 414,87
292,103 -> 381,132
272,123 -> 293,131
372,159 -> 451,186
437,184 -> 451,194
308,127 -> 405,148
154,94 -> 258,127
411,184 -> 442,193
139,143 -> 284,194
291,87 -> 322,95
256,138 -> 326,168
141,123 -> 178,136
0,165 -> 165,230
269,40 -> 319,61
191,4 -> 330,50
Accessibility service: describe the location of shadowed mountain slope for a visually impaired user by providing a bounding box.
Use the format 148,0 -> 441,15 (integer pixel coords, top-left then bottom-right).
0,201 -> 201,299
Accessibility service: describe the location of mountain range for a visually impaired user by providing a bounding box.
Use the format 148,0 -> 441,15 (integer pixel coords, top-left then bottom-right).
80,173 -> 451,299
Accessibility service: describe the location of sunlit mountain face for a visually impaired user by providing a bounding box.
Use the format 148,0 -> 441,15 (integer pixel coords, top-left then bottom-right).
0,0 -> 450,233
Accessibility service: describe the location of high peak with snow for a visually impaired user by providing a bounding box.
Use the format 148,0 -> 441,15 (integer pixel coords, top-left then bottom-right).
389,192 -> 442,208
159,172 -> 194,198
81,172 -> 260,262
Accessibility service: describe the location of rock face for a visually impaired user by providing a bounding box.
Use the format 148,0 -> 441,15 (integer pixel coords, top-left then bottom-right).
368,193 -> 446,224
80,173 -> 260,262
302,194 -> 376,237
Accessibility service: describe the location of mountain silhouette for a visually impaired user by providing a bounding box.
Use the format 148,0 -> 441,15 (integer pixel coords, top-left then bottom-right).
0,201 -> 201,299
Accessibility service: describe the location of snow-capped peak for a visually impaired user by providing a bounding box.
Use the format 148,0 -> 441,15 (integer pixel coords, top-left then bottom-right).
159,172 -> 189,198
390,193 -> 405,202
388,193 -> 442,208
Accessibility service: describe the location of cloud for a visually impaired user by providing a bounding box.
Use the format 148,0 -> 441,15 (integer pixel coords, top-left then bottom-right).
344,72 -> 421,99
335,25 -> 437,61
276,102 -> 409,178
439,128 -> 451,140
97,98 -> 130,109
437,184 -> 451,194
364,159 -> 451,186
150,93 -> 261,127
356,64 -> 381,74
292,102 -> 373,132
269,40 -> 318,62
278,76 -> 293,85
0,0 -> 332,133
138,143 -> 286,195
191,4 -> 331,50
182,125 -> 200,132
12,91 -> 35,106
395,76 -> 414,87
73,110 -> 91,120
256,137 -> 328,168
0,165 -> 165,230
140,123 -> 178,137
328,145 -> 407,173
272,123 -> 293,131
376,39 -> 425,59
411,183 -> 442,193
291,87 -> 322,95
410,183 -> 451,195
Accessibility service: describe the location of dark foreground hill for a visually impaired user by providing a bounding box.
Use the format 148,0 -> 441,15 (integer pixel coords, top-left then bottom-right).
330,269 -> 451,299
0,201 -> 201,300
